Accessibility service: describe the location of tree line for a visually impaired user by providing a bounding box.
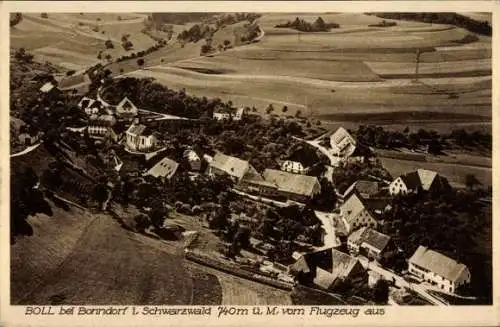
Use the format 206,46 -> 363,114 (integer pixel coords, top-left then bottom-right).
370,12 -> 492,36
275,17 -> 340,32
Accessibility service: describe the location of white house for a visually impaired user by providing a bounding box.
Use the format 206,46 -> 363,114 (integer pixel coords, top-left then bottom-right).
280,160 -> 307,175
408,246 -> 471,294
213,110 -> 231,121
125,124 -> 156,151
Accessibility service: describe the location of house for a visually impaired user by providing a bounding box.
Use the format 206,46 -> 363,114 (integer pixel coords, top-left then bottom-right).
18,132 -> 41,146
347,227 -> 395,262
115,97 -> 138,119
213,108 -> 232,121
39,81 -> 57,94
389,169 -> 451,196
408,246 -> 471,293
289,248 -> 367,291
262,169 -> 321,203
339,193 -> 378,235
184,149 -> 201,171
330,127 -> 357,158
280,160 -> 307,175
57,73 -> 91,95
341,180 -> 381,203
125,124 -> 156,151
144,156 -> 179,179
207,152 -> 258,182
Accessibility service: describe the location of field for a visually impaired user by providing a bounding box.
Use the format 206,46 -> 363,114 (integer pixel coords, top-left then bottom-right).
116,12 -> 491,127
10,13 -> 155,71
379,157 -> 492,189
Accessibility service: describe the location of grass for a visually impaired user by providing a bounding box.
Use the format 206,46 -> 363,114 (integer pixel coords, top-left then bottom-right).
14,211 -> 195,305
379,157 -> 492,188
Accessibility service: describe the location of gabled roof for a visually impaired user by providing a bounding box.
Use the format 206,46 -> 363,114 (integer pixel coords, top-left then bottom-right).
330,127 -> 357,157
399,169 -> 442,192
307,248 -> 361,289
126,124 -> 150,136
262,169 -> 319,198
78,97 -> 95,109
343,180 -> 380,199
116,97 -> 138,114
341,193 -> 370,224
417,169 -> 438,191
409,246 -> 469,282
144,156 -> 179,179
210,152 -> 252,180
348,227 -> 391,253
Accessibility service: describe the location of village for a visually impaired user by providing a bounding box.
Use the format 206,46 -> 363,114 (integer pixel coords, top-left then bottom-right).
8,68 -> 482,306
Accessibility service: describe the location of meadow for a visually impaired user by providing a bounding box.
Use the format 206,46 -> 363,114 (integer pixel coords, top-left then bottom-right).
118,13 -> 491,126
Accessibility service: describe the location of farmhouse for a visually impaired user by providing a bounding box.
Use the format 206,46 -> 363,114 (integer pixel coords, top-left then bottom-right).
339,193 -> 378,235
262,169 -> 321,202
389,169 -> 451,196
184,149 -> 201,171
125,124 -> 157,151
280,160 -> 307,175
347,227 -> 395,262
208,152 -> 258,182
408,246 -> 471,294
144,156 -> 179,179
212,108 -> 232,121
57,73 -> 91,95
290,248 -> 367,291
116,97 -> 138,119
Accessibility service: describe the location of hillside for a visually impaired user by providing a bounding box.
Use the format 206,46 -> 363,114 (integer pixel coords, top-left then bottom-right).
123,12 -> 491,127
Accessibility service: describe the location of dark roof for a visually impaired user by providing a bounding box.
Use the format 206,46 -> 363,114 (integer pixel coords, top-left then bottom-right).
400,171 -> 421,190
343,180 -> 380,199
348,227 -> 391,252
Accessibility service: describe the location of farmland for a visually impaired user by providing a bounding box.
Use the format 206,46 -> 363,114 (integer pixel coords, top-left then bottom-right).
118,12 -> 491,127
10,13 -> 155,70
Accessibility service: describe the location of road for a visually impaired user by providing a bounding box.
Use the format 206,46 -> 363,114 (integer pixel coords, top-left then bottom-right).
10,142 -> 42,158
359,258 -> 448,306
314,211 -> 341,249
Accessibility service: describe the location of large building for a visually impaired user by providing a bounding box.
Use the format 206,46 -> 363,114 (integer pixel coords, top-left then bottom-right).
347,227 -> 395,262
389,169 -> 450,196
289,248 -> 367,291
408,246 -> 471,294
125,124 -> 156,151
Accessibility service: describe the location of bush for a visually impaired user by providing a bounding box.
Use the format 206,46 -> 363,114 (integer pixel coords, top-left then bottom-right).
41,13 -> 48,19
105,40 -> 114,49
137,58 -> 145,66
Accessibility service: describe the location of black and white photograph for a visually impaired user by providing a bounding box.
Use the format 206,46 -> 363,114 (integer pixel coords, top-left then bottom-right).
5,3 -> 495,321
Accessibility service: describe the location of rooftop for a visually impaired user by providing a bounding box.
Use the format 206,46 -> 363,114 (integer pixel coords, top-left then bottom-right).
210,152 -> 252,180
262,169 -> 319,197
409,246 -> 468,282
144,156 -> 179,179
348,227 -> 391,252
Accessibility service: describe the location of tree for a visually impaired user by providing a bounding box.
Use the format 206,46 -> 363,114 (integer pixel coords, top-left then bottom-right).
134,214 -> 151,233
105,54 -> 112,62
282,105 -> 288,113
465,174 -> 481,190
265,104 -> 274,114
10,13 -> 23,27
223,39 -> 231,47
41,13 -> 48,19
137,58 -> 145,67
372,279 -> 389,304
295,110 -> 302,118
105,40 -> 114,49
